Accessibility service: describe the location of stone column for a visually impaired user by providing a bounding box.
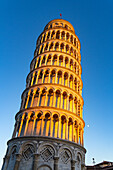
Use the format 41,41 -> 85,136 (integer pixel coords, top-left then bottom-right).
48,70 -> 51,83
42,71 -> 45,83
58,117 -> 61,138
66,119 -> 68,140
72,122 -> 74,142
24,115 -> 30,136
2,155 -> 10,170
18,116 -> 24,137
54,156 -> 59,170
63,57 -> 65,67
71,160 -> 76,170
60,92 -> 63,109
52,91 -> 55,107
36,72 -> 39,84
44,91 -> 48,106
12,119 -> 19,138
41,116 -> 44,136
30,92 -> 35,107
50,117 -> 53,137
81,164 -> 85,170
25,92 -> 30,109
32,116 -> 37,135
57,56 -> 59,66
32,153 -> 39,170
45,55 -> 48,65
55,72 -> 58,83
31,72 -> 35,86
67,94 -> 69,110
37,91 -> 41,106
14,154 -> 21,170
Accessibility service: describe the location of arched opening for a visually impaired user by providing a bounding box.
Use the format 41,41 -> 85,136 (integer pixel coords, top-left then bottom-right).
43,113 -> 50,136
23,93 -> 28,109
70,59 -> 73,70
59,55 -> 63,66
27,91 -> 33,108
41,55 -> 46,66
61,115 -> 66,139
66,32 -> 69,40
47,32 -> 50,40
56,30 -> 60,39
47,55 -> 51,65
51,31 -> 55,39
64,72 -> 68,86
61,31 -> 65,40
74,62 -> 77,73
74,97 -> 77,114
44,43 -> 48,51
74,38 -> 76,46
47,89 -> 53,107
37,57 -> 41,68
52,54 -> 57,65
34,112 -> 42,135
38,71 -> 43,83
40,44 -> 44,54
68,118 -> 73,141
65,57 -> 68,68
69,75 -> 73,88
69,94 -> 73,112
20,113 -> 27,136
74,78 -> 77,91
26,113 -> 34,135
39,89 -> 46,106
49,42 -> 54,51
43,70 -> 49,83
33,72 -> 37,85
53,114 -> 58,137
50,70 -> 56,83
55,42 -> 59,51
32,90 -> 39,107
70,35 -> 73,43
62,92 -> 67,109
60,43 -> 64,52
57,70 -> 62,84
55,90 -> 61,108
70,47 -> 73,55
29,74 -> 33,87
66,44 -> 69,53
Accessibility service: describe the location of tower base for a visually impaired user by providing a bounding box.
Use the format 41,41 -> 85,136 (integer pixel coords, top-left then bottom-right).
2,136 -> 86,170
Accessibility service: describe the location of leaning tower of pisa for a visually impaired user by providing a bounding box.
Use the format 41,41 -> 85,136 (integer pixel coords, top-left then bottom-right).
2,19 -> 86,170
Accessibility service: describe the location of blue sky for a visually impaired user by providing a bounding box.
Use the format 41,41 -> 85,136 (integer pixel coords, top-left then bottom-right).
0,0 -> 113,168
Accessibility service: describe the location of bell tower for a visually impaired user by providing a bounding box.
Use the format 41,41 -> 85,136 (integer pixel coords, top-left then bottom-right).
2,19 -> 86,170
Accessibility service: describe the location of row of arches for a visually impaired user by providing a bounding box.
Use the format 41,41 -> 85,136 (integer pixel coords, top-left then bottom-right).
26,69 -> 82,94
44,22 -> 74,33
37,29 -> 79,50
36,41 -> 80,62
21,87 -> 83,116
5,141 -> 84,170
31,54 -> 81,76
13,111 -> 84,145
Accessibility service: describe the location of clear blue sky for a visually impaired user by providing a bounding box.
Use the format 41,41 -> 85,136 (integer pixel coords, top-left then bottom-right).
0,0 -> 113,168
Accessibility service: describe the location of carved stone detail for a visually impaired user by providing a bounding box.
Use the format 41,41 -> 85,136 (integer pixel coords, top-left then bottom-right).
60,149 -> 71,164
40,146 -> 54,162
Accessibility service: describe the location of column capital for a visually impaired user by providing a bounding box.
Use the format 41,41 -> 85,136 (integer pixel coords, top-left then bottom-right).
33,153 -> 40,161
71,159 -> 76,169
15,153 -> 22,161
54,156 -> 59,161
